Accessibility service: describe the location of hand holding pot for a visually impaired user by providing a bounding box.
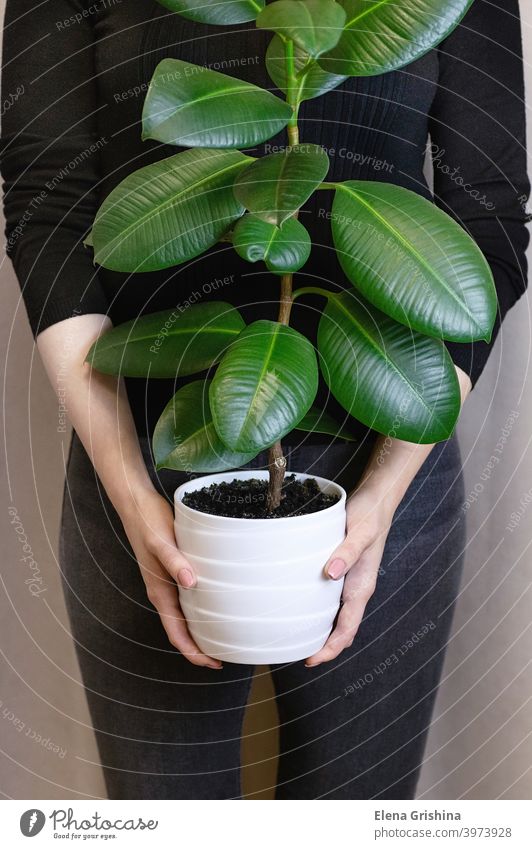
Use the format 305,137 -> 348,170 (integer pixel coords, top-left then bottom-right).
305,480 -> 396,667
121,487 -> 223,670
306,367 -> 471,668
36,314 -> 222,672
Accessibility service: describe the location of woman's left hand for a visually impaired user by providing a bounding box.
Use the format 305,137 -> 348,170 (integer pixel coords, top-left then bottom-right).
304,368 -> 471,667
305,485 -> 396,667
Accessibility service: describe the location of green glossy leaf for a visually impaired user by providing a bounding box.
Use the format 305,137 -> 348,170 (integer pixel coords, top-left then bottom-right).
257,0 -> 345,58
319,0 -> 474,76
233,143 -> 329,226
153,381 -> 256,472
318,292 -> 461,443
86,302 -> 245,378
232,214 -> 311,274
142,58 -> 292,149
157,0 -> 263,25
92,149 -> 252,272
332,181 -> 496,342
295,407 -> 357,441
266,34 -> 347,102
210,320 -> 319,452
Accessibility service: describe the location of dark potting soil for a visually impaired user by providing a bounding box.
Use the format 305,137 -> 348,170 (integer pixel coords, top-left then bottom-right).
182,475 -> 340,519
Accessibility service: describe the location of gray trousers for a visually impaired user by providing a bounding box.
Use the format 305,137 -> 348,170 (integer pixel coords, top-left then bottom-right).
59,433 -> 465,799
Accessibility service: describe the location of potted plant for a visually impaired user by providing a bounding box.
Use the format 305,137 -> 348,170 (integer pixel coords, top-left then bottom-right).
85,0 -> 495,663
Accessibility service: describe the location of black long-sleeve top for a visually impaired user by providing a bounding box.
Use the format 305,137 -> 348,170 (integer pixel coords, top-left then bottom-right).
1,0 -> 529,438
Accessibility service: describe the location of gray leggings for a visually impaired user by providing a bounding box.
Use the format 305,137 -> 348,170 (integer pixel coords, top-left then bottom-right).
59,433 -> 465,799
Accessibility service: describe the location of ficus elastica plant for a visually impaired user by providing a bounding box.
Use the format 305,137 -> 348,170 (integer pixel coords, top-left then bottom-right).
86,0 -> 496,511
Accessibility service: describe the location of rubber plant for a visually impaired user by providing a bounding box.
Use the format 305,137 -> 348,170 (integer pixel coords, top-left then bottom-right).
86,0 -> 496,513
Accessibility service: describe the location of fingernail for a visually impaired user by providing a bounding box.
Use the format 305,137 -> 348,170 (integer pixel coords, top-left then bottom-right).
327,558 -> 346,580
305,661 -> 317,668
207,663 -> 223,670
178,568 -> 195,589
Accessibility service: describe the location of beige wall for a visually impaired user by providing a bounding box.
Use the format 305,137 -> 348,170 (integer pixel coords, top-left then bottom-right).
1,3 -> 531,800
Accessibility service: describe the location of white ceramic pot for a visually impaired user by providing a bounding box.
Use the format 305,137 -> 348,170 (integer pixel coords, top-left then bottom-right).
174,470 -> 346,664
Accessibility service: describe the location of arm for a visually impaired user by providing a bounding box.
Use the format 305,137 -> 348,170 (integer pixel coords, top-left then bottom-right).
37,314 -> 221,669
1,1 -> 220,668
429,0 -> 530,386
306,367 -> 471,667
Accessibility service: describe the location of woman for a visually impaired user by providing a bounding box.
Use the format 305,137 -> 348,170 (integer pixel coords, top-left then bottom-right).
1,0 -> 528,799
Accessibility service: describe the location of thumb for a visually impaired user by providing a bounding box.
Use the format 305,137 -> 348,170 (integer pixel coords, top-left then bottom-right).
154,537 -> 197,589
325,534 -> 369,581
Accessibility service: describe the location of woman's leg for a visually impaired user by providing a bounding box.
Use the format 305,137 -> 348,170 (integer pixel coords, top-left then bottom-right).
271,436 -> 465,799
59,435 -> 254,800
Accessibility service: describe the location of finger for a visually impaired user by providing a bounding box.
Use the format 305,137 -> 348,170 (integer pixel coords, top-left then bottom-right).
151,535 -> 197,590
340,543 -> 381,605
150,582 -> 222,669
325,532 -> 372,580
305,594 -> 366,667
307,548 -> 382,666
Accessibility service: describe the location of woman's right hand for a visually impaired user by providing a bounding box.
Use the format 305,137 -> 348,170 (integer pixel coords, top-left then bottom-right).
36,314 -> 222,671
119,486 -> 223,670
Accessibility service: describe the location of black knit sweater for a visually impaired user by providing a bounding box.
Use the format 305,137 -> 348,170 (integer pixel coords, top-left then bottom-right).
1,0 -> 529,437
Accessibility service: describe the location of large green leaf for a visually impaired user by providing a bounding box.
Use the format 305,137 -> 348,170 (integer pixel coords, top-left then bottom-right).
295,407 -> 357,441
319,0 -> 474,76
331,181 -> 496,343
92,149 -> 252,272
318,292 -> 461,443
233,143 -> 329,226
266,34 -> 347,102
210,320 -> 319,452
257,0 -> 345,58
232,214 -> 311,274
157,0 -> 264,25
86,303 -> 245,378
153,381 -> 257,472
142,58 -> 292,149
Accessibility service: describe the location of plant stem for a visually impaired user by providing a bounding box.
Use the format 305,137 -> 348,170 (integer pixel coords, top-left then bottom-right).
267,279 -> 295,512
266,39 -> 300,513
266,441 -> 287,513
278,272 -> 294,324
288,123 -> 300,146
292,285 -> 331,301
285,39 -> 300,135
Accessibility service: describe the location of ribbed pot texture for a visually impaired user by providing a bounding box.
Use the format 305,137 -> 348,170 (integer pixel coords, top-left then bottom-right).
174,470 -> 347,664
